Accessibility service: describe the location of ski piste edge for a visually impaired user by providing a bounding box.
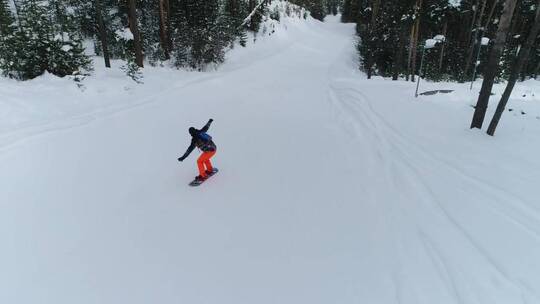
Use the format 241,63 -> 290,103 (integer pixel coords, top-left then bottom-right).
189,168 -> 219,187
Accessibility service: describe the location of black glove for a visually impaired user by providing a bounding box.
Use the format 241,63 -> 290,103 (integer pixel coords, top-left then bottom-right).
178,157 -> 184,162
209,118 -> 214,123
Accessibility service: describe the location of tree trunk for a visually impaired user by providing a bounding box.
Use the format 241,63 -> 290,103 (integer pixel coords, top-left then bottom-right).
393,23 -> 407,80
158,0 -> 170,59
464,0 -> 487,78
409,0 -> 423,82
470,0 -> 517,129
484,0 -> 499,30
534,60 -> 540,79
466,0 -> 481,47
406,23 -> 416,81
95,0 -> 111,68
127,0 -> 143,67
248,0 -> 256,31
165,0 -> 172,51
365,0 -> 381,79
486,0 -> 540,136
438,19 -> 448,71
410,16 -> 420,82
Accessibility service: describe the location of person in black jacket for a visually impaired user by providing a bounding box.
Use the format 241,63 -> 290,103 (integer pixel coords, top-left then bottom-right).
178,119 -> 217,181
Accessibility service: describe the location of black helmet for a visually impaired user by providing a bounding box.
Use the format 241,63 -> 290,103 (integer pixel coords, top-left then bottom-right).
189,127 -> 197,136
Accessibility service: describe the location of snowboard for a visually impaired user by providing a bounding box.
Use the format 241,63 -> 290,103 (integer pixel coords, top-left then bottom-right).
189,168 -> 219,187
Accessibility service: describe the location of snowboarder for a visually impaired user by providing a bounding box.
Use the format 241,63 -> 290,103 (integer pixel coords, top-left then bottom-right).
178,119 -> 217,183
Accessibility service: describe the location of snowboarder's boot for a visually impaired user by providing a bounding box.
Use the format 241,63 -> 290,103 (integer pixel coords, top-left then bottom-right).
205,168 -> 218,177
189,169 -> 218,187
189,175 -> 207,187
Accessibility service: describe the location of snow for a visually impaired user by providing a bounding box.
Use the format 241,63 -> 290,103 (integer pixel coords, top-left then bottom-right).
433,34 -> 446,42
115,28 -> 134,41
448,0 -> 462,8
481,37 -> 490,46
425,38 -> 441,49
61,45 -> 73,52
2,9 -> 540,304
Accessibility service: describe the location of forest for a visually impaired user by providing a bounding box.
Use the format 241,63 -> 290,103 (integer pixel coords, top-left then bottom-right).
1,0 -> 539,134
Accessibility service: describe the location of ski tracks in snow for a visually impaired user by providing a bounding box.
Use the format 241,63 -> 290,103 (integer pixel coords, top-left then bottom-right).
327,79 -> 540,303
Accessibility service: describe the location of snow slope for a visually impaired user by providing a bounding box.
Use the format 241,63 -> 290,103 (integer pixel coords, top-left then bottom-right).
2,11 -> 540,304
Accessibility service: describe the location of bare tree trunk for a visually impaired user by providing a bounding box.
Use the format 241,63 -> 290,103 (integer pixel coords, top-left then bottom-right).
158,0 -> 170,59
95,0 -> 111,68
365,0 -> 381,79
247,0 -> 257,31
410,15 -> 420,82
470,0 -> 517,129
487,0 -> 540,135
165,0 -> 172,51
466,0 -> 481,46
128,0 -> 143,67
393,23 -> 407,80
438,19 -> 448,71
406,23 -> 415,81
409,0 -> 423,82
534,60 -> 540,79
464,0 -> 487,78
485,0 -> 499,30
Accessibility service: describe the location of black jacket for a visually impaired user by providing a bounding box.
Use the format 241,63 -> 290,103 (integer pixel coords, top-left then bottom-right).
179,120 -> 216,161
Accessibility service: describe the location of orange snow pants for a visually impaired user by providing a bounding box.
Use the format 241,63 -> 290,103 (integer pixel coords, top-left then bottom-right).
197,151 -> 216,177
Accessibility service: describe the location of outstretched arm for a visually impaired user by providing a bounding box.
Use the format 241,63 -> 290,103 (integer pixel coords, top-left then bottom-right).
200,119 -> 213,133
178,140 -> 196,162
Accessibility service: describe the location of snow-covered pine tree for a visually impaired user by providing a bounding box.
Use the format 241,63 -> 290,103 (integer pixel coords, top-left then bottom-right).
169,0 -> 190,68
8,0 -> 88,79
183,0 -> 217,68
0,0 -> 19,77
138,0 -> 165,65
326,0 -> 340,16
2,0 -> 90,79
0,0 -> 14,31
225,0 -> 249,46
169,0 -> 237,69
289,0 -> 326,21
67,0 -> 127,60
351,0 -> 529,82
47,0 -> 92,76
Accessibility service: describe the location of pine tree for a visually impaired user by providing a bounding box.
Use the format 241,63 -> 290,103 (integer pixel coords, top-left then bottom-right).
341,0 -> 357,23
0,0 -> 18,77
3,0 -> 91,80
290,0 -> 326,21
225,0 -> 249,45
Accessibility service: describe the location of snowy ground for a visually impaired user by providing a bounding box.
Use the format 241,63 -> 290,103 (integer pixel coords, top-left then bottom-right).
2,10 -> 540,304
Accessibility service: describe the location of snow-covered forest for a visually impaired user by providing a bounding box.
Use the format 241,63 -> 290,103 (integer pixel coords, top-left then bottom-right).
2,0 -> 540,303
